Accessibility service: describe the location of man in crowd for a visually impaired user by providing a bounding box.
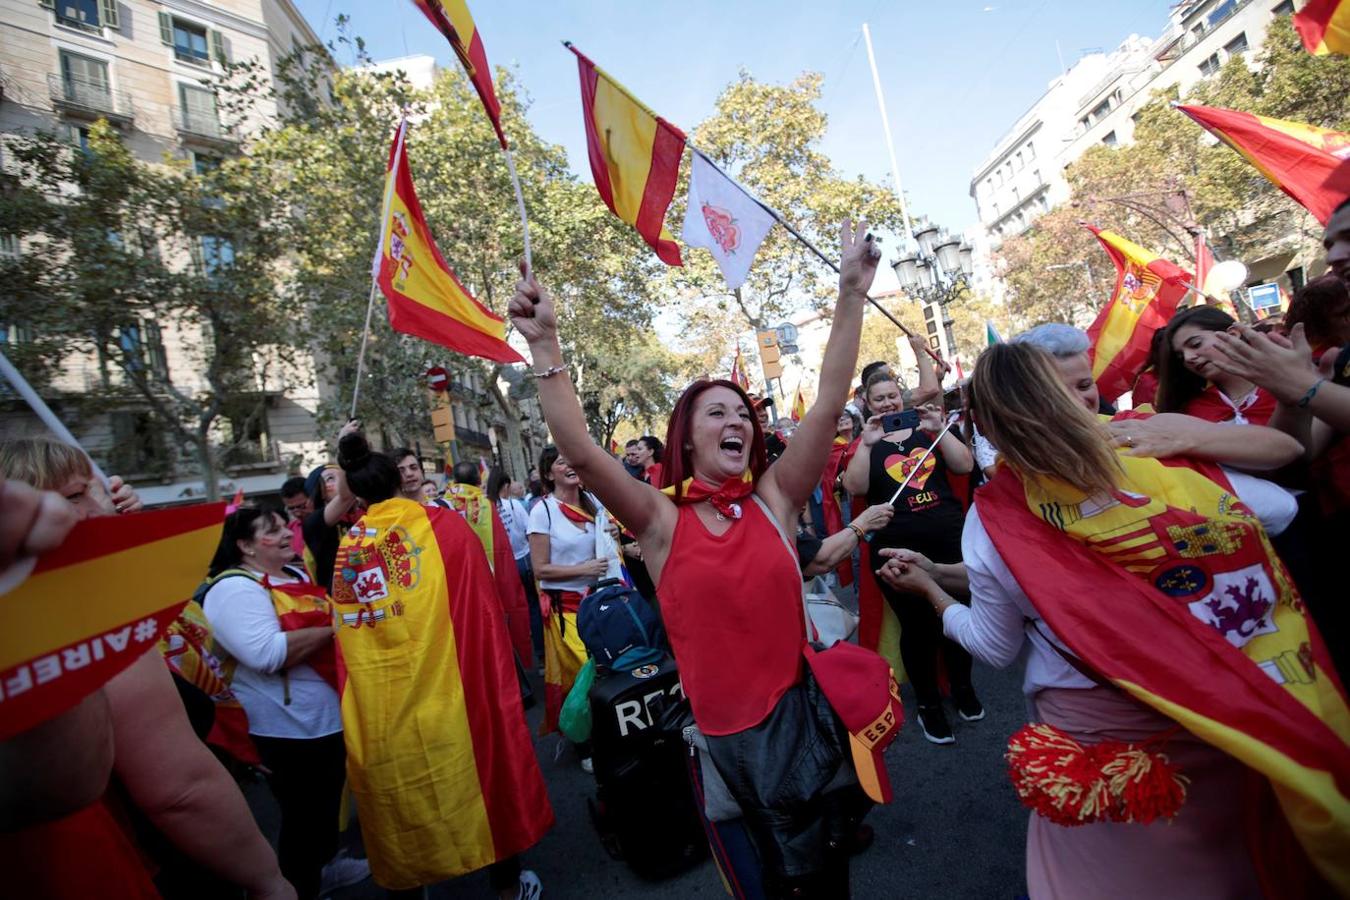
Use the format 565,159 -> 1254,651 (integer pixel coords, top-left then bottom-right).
392,449 -> 423,502
280,475 -> 312,559
621,440 -> 644,479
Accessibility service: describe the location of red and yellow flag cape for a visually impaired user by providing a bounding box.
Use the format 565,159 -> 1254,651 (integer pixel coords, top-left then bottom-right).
568,42 -> 686,266
333,498 -> 552,888
1085,226 -> 1191,404
441,483 -> 535,666
978,455 -> 1350,893
1295,0 -> 1350,55
412,0 -> 507,147
374,120 -> 524,364
1177,104 -> 1350,226
0,503 -> 222,741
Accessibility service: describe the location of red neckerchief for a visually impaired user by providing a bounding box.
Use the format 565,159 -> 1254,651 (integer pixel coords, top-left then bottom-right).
662,472 -> 754,520
556,499 -> 595,525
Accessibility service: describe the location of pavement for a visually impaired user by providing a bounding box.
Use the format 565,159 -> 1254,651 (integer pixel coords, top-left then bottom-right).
247,659 -> 1029,899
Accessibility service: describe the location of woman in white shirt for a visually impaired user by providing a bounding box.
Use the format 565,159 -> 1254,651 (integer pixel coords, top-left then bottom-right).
526,447 -> 619,767
203,507 -> 355,900
876,344 -> 1346,899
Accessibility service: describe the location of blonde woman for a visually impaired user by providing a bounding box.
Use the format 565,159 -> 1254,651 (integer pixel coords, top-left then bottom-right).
893,345 -> 1350,898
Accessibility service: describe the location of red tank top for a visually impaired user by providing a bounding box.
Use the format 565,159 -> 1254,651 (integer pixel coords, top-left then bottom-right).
658,496 -> 805,735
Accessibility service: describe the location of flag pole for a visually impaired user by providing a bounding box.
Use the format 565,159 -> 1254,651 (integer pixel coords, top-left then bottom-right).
0,349 -> 108,485
350,281 -> 379,420
502,147 -> 533,279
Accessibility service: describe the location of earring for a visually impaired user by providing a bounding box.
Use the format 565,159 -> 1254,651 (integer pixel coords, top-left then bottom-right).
246,550 -> 256,557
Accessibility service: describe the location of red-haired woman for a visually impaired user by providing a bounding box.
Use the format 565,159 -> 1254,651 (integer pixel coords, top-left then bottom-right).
508,221 -> 880,898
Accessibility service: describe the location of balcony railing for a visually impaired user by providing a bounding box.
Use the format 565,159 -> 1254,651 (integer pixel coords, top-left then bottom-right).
48,73 -> 133,123
222,438 -> 282,471
174,106 -> 235,143
456,426 -> 493,448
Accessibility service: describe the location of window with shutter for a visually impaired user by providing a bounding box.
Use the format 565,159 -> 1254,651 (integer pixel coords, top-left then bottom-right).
158,11 -> 173,45
210,30 -> 227,66
39,0 -> 56,10
99,0 -> 118,29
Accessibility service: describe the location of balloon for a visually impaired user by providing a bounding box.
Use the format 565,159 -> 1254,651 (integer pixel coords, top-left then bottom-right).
1203,259 -> 1248,296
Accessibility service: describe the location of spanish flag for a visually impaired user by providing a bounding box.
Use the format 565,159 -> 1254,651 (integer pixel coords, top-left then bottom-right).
333,498 -> 552,888
1177,104 -> 1350,226
374,119 -> 524,364
1295,0 -> 1350,55
791,386 -> 808,423
0,503 -> 223,741
730,344 -> 751,390
412,0 -> 507,147
567,43 -> 686,266
609,438 -> 622,456
979,455 -> 1350,894
1084,226 -> 1190,404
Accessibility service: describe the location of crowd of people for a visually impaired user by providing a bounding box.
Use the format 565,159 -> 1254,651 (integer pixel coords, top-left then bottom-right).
4,208 -> 1350,899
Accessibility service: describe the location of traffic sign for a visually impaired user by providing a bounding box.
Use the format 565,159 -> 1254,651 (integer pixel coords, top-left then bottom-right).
426,366 -> 450,392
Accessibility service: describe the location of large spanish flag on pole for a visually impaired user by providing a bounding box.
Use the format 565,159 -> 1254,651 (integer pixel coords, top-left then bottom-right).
0,503 -> 224,741
411,0 -> 507,147
1084,225 -> 1190,404
567,42 -> 687,266
333,498 -> 552,888
373,120 -> 524,364
1295,0 -> 1350,55
1176,104 -> 1350,226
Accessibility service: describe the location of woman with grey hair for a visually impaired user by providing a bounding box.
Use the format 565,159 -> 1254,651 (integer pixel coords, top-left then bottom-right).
1010,324 -> 1100,413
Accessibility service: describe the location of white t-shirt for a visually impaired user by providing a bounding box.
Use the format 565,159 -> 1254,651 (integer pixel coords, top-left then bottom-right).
202,567 -> 342,739
527,494 -> 621,592
498,497 -> 532,560
946,470 -> 1299,698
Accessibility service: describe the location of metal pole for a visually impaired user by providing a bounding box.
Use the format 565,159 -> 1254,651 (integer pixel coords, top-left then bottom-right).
503,146 -> 533,279
862,23 -> 913,243
350,281 -> 379,419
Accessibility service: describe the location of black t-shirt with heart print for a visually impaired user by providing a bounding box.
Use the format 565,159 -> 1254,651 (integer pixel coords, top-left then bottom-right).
865,430 -> 965,562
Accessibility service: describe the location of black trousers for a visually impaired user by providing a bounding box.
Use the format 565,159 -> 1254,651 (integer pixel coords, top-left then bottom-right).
874,572 -> 973,709
386,856 -> 520,897
252,731 -> 346,900
516,553 -> 545,662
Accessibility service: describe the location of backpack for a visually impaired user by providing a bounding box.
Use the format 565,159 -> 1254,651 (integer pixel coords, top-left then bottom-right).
578,578 -> 666,673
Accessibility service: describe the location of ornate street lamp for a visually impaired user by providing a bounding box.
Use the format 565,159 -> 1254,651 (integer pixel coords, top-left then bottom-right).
891,216 -> 973,360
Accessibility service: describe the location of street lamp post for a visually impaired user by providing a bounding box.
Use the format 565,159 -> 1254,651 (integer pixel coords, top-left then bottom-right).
892,216 -> 976,362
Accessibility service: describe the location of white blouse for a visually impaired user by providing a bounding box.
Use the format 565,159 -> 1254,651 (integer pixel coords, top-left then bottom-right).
526,495 -> 621,592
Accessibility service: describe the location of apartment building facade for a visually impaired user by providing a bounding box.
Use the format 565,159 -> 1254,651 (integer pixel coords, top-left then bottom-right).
970,0 -> 1306,282
0,0 -> 328,503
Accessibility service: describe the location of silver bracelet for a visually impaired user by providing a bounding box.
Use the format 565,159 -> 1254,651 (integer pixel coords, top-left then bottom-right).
530,365 -> 565,379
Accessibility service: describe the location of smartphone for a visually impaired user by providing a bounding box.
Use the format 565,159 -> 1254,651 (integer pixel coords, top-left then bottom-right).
881,409 -> 920,432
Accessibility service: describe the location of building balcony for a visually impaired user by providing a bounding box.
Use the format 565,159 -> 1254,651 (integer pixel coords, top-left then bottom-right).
48,73 -> 133,126
174,106 -> 237,147
456,426 -> 492,448
221,438 -> 283,473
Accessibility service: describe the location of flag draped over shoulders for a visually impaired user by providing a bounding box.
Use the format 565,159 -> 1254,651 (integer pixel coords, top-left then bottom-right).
977,457 -> 1350,893
333,498 -> 551,889
1084,226 -> 1190,404
568,43 -> 686,266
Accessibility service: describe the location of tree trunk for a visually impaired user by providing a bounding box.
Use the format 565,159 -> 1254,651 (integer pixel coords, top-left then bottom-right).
194,433 -> 220,501
487,379 -> 529,480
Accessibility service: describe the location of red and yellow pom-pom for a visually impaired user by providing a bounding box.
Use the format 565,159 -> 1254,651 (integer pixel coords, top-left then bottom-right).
1006,723 -> 1188,827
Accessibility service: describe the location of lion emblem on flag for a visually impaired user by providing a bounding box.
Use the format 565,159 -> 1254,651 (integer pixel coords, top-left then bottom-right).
701,203 -> 741,254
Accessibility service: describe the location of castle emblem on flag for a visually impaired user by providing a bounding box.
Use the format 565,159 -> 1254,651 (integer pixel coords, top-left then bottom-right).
701,203 -> 741,253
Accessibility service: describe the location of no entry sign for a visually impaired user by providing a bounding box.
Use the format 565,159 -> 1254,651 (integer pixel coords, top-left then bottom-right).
426,366 -> 450,392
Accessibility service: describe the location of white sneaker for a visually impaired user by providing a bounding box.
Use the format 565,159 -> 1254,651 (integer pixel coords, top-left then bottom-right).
516,869 -> 542,900
319,853 -> 370,895
579,757 -> 594,774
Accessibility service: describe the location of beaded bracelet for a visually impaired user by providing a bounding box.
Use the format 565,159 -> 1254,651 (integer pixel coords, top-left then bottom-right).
1297,377 -> 1327,408
846,523 -> 865,541
530,365 -> 566,379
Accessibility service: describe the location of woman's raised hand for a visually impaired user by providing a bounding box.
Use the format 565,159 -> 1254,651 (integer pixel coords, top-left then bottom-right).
861,414 -> 886,446
917,403 -> 945,432
507,260 -> 559,347
839,218 -> 881,299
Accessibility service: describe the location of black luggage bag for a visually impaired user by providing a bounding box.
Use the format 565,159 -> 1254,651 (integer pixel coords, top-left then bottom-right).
586,653 -> 707,880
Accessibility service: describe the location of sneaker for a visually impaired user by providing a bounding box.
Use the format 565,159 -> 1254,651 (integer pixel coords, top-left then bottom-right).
319,852 -> 370,894
954,687 -> 986,722
579,757 -> 594,774
916,704 -> 955,745
516,869 -> 542,900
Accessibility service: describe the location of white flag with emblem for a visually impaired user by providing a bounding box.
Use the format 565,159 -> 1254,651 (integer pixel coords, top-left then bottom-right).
681,153 -> 776,291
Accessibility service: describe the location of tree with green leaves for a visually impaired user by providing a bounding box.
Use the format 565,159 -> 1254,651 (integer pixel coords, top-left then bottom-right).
0,120 -> 290,499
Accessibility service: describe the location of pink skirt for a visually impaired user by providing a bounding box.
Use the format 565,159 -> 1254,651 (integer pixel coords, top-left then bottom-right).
1026,686 -> 1263,900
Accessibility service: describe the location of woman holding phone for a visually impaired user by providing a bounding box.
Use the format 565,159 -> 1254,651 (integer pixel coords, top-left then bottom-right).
841,370 -> 979,745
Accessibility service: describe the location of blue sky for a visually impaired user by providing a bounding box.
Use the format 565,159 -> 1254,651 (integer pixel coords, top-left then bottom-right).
294,0 -> 1174,233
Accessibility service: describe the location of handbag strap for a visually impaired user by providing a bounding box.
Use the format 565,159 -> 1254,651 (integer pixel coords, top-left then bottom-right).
1028,618 -> 1116,690
747,493 -> 816,645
